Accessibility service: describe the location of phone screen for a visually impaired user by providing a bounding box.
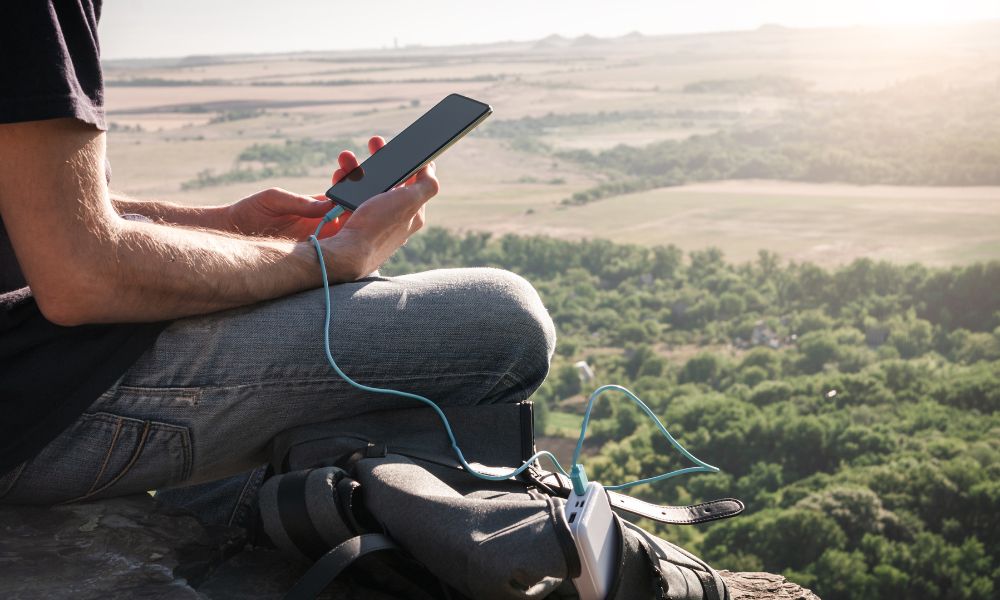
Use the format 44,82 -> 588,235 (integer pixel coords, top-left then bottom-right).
325,94 -> 492,211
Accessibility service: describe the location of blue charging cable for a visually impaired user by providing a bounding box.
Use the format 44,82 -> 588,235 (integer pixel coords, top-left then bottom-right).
309,205 -> 718,495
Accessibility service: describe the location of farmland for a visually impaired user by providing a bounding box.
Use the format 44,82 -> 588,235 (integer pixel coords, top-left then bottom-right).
103,21 -> 1000,267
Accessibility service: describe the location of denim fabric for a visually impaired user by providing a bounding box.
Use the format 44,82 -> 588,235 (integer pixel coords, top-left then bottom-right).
0,268 -> 556,528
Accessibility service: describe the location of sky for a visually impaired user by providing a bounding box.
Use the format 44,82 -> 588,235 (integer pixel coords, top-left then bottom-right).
100,0 -> 1000,59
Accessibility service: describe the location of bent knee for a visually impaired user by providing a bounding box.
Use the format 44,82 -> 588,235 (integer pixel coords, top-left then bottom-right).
461,267 -> 556,376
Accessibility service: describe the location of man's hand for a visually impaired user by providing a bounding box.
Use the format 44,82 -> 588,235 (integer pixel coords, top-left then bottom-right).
222,135 -> 423,242
319,135 -> 440,281
222,187 -> 335,240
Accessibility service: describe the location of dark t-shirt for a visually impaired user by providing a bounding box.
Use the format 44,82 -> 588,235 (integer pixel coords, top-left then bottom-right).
0,1 -> 166,474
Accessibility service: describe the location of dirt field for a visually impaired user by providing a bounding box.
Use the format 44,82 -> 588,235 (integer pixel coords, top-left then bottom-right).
426,180 -> 1000,267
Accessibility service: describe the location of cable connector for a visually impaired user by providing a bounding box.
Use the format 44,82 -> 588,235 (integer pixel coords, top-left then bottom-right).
570,463 -> 589,497
320,205 -> 345,225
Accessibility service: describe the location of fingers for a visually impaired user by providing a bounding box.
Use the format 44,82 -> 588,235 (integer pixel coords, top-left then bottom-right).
332,138 -> 382,185
265,188 -> 331,217
333,151 -> 360,184
339,150 -> 358,170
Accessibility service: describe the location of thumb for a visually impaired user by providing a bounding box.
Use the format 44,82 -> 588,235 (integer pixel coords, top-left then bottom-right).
406,163 -> 440,207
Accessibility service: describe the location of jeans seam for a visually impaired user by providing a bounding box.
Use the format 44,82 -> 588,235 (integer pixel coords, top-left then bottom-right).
179,425 -> 194,482
61,421 -> 153,504
87,417 -> 126,496
227,467 -> 265,527
118,371 -> 511,393
48,414 -> 191,505
115,386 -> 201,403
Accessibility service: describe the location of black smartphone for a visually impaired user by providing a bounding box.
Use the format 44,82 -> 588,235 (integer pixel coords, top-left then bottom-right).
325,93 -> 492,211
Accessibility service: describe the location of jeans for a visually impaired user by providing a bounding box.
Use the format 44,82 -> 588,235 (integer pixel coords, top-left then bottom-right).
0,268 -> 556,530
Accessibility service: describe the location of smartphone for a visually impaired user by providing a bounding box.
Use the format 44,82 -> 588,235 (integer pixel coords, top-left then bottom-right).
325,93 -> 492,211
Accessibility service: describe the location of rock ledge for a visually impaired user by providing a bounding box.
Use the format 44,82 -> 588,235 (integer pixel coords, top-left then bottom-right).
0,495 -> 820,599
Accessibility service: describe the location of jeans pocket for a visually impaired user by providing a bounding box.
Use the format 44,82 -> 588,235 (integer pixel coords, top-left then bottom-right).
1,412 -> 192,505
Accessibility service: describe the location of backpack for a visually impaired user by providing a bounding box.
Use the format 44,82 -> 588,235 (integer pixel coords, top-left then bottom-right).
258,401 -> 743,600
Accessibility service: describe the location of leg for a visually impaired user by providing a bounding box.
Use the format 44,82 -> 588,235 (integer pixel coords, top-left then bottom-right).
0,268 -> 555,506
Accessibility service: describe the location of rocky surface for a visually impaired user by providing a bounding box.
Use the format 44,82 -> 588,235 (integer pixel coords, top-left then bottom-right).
0,495 -> 820,599
720,571 -> 821,600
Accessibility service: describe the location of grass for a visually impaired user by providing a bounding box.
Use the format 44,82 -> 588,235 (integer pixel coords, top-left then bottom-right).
545,411 -> 585,438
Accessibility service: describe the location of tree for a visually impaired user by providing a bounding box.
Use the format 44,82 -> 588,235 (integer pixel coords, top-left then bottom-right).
553,363 -> 582,399
888,314 -> 933,359
796,486 -> 890,545
798,330 -> 839,373
704,508 -> 847,572
810,549 -> 876,600
679,352 -> 726,386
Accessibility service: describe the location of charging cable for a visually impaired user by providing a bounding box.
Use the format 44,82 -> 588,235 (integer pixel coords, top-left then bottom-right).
309,205 -> 718,496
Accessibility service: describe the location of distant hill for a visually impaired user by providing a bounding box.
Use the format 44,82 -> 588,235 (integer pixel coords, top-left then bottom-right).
618,30 -> 645,41
571,33 -> 607,47
533,34 -> 570,49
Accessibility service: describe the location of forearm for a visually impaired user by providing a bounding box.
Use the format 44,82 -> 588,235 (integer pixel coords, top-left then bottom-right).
0,120 -> 361,325
2,120 -> 425,327
34,206 -> 363,325
72,220 -> 318,323
110,192 -> 229,231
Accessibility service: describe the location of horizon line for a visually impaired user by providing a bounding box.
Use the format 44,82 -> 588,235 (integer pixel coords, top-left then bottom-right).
101,17 -> 1000,64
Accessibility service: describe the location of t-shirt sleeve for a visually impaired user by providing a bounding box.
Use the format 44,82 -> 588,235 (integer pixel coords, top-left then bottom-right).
0,1 -> 105,129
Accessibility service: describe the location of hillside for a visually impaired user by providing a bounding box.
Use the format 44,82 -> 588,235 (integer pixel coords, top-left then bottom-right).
384,229 -> 1000,600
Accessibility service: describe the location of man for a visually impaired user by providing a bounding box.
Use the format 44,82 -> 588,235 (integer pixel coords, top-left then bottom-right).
0,1 -> 555,529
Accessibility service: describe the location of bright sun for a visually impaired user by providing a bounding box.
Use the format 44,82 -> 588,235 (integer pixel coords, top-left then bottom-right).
823,0 -> 999,27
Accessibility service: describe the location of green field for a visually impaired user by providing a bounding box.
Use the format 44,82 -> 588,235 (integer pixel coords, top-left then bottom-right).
544,410 -> 584,438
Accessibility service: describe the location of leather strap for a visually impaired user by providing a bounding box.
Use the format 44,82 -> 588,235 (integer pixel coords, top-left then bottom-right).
607,493 -> 744,525
519,401 -> 536,463
283,533 -> 399,600
529,469 -> 744,525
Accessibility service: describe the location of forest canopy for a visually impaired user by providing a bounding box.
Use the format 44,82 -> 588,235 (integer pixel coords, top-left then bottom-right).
384,228 -> 1000,600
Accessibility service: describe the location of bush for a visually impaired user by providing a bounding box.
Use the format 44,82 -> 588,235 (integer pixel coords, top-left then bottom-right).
679,352 -> 727,386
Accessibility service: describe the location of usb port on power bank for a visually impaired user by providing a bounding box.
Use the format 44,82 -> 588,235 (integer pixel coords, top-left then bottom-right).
565,482 -> 618,600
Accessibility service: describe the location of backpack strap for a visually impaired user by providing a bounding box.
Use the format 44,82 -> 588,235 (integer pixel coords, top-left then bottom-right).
607,493 -> 744,525
694,570 -> 725,600
607,514 -> 665,600
529,468 -> 744,525
283,533 -> 399,600
277,469 -> 335,561
621,520 -> 730,600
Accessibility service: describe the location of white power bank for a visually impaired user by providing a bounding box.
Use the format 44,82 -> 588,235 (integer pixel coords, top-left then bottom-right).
565,481 -> 619,600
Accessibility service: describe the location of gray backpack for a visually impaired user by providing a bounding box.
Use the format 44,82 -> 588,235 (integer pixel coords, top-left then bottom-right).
258,402 -> 743,600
